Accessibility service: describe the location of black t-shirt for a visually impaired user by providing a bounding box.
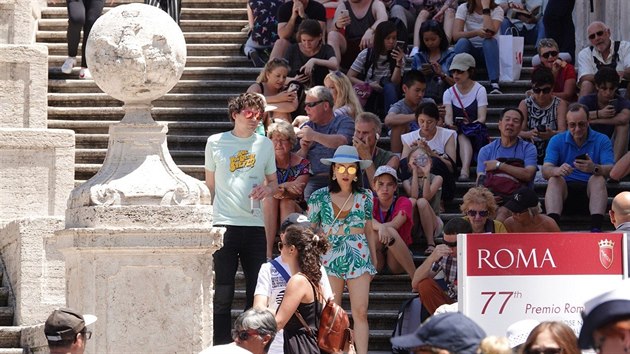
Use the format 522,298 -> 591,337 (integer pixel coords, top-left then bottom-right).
284,43 -> 335,87
277,0 -> 327,31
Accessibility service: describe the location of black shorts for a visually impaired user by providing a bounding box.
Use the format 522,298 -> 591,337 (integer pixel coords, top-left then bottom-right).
563,182 -> 589,215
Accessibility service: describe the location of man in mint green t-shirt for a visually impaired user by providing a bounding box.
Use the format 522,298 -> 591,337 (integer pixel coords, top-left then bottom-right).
205,93 -> 278,345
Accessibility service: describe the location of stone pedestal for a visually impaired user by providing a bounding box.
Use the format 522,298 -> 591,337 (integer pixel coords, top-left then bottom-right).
56,225 -> 223,353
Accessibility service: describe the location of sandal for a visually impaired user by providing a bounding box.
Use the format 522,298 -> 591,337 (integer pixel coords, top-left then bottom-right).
424,244 -> 436,255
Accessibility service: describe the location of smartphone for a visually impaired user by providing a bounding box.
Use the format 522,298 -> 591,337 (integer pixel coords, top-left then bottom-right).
455,116 -> 465,123
421,63 -> 433,71
484,28 -> 496,35
339,9 -> 349,18
396,40 -> 406,53
536,124 -> 547,132
575,153 -> 588,160
288,83 -> 299,93
609,98 -> 618,107
415,155 -> 429,167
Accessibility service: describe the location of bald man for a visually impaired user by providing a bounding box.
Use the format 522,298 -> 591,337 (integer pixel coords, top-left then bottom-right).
610,192 -> 630,231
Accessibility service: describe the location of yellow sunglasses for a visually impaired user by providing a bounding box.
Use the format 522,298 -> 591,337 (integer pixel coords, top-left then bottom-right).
336,166 -> 357,175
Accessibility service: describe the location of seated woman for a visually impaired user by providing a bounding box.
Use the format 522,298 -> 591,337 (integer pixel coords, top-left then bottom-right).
247,59 -> 299,122
520,322 -> 580,354
460,186 -> 506,233
401,102 -> 457,202
274,225 -> 330,354
347,20 -> 405,118
324,71 -> 364,119
410,1 -> 458,56
263,121 -> 311,259
285,19 -> 338,88
535,38 -> 577,102
518,66 -> 567,171
371,166 -> 416,278
452,0 -> 503,94
443,53 -> 489,182
403,146 -> 443,255
411,20 -> 456,103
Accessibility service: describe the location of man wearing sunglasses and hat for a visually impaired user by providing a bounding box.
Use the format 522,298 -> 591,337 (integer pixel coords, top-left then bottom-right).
44,308 -> 96,354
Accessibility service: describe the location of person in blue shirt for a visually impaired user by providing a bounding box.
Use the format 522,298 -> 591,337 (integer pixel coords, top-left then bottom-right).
542,103 -> 615,232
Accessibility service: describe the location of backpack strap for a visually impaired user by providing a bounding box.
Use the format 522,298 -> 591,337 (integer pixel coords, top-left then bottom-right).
270,259 -> 290,283
362,48 -> 373,81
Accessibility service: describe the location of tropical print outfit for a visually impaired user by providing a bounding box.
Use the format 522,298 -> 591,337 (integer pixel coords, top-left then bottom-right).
307,188 -> 377,280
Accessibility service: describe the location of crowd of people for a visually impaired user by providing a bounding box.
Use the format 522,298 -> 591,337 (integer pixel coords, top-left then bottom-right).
201,1 -> 630,349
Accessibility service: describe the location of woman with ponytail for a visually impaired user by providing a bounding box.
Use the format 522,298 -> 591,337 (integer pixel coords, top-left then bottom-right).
274,225 -> 330,354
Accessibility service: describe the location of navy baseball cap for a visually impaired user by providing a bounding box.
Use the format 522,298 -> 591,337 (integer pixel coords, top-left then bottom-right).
579,280 -> 630,348
391,312 -> 486,354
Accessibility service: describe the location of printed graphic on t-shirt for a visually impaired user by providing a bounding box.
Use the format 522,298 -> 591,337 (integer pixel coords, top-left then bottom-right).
230,150 -> 256,172
270,266 -> 288,307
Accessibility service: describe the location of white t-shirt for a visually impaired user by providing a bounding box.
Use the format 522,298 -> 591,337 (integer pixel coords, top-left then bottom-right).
401,126 -> 457,155
254,257 -> 333,354
199,343 -> 252,354
577,40 -> 630,80
443,82 -> 488,110
204,131 -> 276,226
455,3 -> 504,47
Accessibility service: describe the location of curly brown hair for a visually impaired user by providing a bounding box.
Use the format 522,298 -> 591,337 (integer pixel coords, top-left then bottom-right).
227,92 -> 265,121
283,225 -> 330,284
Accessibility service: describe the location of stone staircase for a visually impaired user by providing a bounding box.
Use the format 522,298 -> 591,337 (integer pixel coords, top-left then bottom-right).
38,0 -> 628,352
0,269 -> 23,354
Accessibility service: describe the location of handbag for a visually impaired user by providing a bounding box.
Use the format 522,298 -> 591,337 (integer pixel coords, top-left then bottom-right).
295,276 -> 354,354
498,28 -> 524,81
452,87 -> 489,146
483,157 -> 526,201
353,82 -> 372,107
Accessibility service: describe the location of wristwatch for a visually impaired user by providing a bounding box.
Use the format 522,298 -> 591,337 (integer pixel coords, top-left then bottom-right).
495,161 -> 502,170
594,165 -> 600,175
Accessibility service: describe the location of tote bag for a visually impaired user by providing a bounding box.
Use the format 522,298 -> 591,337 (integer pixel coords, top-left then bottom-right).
498,31 -> 524,81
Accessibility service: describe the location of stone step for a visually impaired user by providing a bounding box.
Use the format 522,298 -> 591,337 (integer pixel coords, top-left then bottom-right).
0,327 -> 21,349
48,93 -> 246,107
48,119 -> 231,135
38,31 -> 248,45
43,42 -> 244,57
47,66 -> 260,81
39,6 -> 246,20
48,79 -> 253,94
0,307 -> 15,329
37,18 -> 248,32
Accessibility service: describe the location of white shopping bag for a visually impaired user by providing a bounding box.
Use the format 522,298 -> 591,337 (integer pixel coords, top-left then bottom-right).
498,34 -> 524,82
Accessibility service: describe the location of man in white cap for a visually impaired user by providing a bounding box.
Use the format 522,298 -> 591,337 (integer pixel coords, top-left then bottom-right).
579,280 -> 630,353
44,308 -> 97,354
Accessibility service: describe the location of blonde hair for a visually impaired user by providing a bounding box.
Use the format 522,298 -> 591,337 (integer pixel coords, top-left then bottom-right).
477,336 -> 511,354
324,72 -> 363,118
267,120 -> 297,145
256,58 -> 290,84
460,187 -> 498,219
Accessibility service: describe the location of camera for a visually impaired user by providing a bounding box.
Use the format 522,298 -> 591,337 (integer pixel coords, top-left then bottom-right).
415,155 -> 429,167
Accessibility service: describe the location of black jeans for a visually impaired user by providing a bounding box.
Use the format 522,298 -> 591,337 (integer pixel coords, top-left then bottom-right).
66,0 -> 104,68
213,225 -> 266,345
543,0 -> 576,60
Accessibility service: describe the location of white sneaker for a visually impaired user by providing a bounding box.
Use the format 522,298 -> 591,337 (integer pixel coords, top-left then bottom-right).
61,57 -> 76,74
79,68 -> 91,79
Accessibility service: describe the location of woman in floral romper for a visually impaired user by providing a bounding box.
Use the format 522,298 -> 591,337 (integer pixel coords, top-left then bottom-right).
307,145 -> 377,354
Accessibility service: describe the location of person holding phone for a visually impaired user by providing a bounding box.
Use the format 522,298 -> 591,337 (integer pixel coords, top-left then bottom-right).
579,67 -> 630,161
542,103 -> 614,232
496,0 -> 544,46
402,146 -> 443,255
248,59 -> 299,122
452,0 -> 504,94
518,67 -> 567,170
534,38 -> 577,102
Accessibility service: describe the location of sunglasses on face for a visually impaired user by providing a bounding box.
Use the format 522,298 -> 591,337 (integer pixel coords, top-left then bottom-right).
467,210 -> 489,217
241,109 -> 262,120
336,165 -> 357,175
568,121 -> 587,129
532,86 -> 552,94
588,30 -> 605,40
525,348 -> 562,354
541,50 -> 559,59
304,100 -> 325,108
232,329 -> 261,341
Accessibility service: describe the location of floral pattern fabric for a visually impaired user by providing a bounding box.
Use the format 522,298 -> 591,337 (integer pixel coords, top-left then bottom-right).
249,0 -> 282,47
307,188 -> 376,279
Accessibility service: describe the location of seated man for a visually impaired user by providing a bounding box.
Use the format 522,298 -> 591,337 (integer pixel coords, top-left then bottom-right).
327,0 -> 388,71
610,191 -> 630,233
503,187 -> 561,232
496,0 -> 545,46
353,111 -> 399,188
411,217 -> 472,317
296,86 -> 354,199
269,0 -> 327,60
579,67 -> 630,161
476,108 -> 537,222
577,21 -> 630,98
543,103 -> 614,232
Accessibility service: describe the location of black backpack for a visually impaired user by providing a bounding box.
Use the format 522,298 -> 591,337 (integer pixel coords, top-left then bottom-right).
391,296 -> 423,354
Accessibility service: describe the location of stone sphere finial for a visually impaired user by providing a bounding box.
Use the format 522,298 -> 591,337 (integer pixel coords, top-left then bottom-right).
85,3 -> 186,105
